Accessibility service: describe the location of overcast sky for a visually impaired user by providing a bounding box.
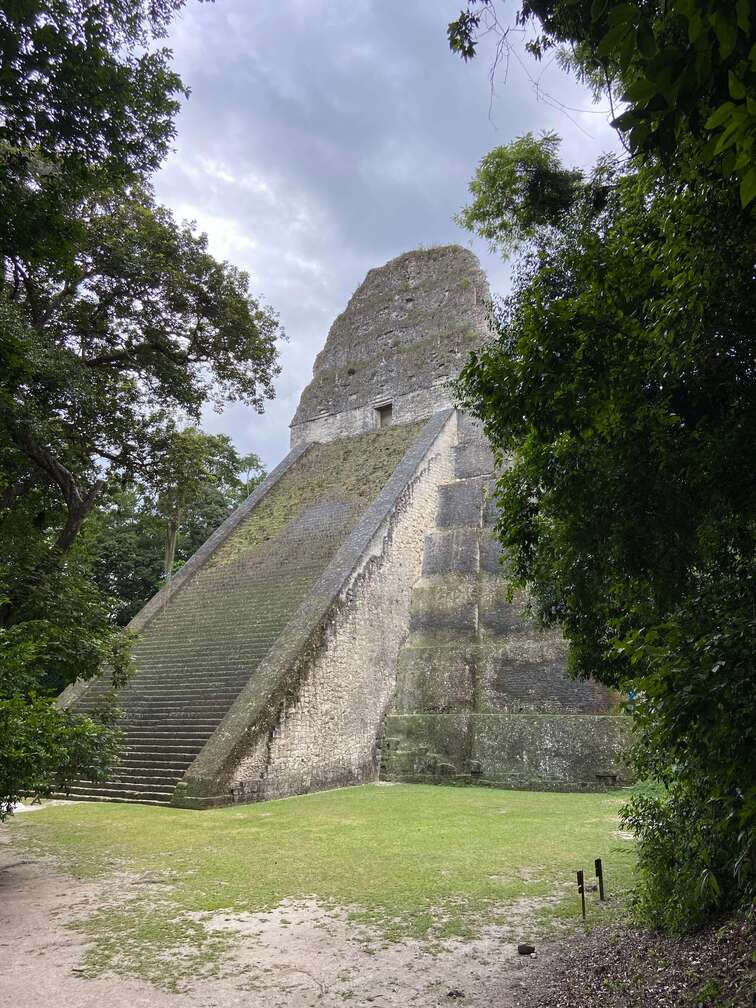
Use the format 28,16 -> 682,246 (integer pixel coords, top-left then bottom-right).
154,0 -> 621,470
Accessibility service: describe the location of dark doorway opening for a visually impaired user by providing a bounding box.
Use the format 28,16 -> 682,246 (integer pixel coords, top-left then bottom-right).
375,402 -> 393,428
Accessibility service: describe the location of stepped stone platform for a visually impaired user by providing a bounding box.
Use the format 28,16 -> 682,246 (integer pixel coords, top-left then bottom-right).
58,245 -> 631,808
381,415 -> 629,791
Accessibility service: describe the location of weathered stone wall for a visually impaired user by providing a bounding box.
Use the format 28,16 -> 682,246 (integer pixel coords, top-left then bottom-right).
290,384 -> 456,448
383,412 -> 630,790
290,246 -> 490,446
229,414 -> 458,800
381,713 -> 633,791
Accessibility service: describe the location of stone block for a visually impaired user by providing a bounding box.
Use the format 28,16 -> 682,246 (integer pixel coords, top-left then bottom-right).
453,440 -> 495,479
435,478 -> 484,528
479,532 -> 504,575
393,643 -> 478,713
408,576 -> 478,635
380,712 -> 632,790
421,529 -> 479,576
478,640 -> 616,714
482,479 -> 501,526
456,411 -> 486,441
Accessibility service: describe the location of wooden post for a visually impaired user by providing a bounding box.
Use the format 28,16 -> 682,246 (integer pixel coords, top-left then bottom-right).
595,857 -> 605,901
576,869 -> 586,920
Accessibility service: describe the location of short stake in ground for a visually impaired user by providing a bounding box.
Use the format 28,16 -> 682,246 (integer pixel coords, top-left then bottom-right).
594,857 -> 605,901
576,869 -> 586,920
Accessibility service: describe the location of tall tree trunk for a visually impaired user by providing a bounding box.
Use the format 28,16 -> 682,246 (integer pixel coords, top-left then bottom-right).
163,512 -> 181,586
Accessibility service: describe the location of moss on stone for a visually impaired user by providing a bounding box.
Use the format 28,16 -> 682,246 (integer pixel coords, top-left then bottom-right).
211,423 -> 423,566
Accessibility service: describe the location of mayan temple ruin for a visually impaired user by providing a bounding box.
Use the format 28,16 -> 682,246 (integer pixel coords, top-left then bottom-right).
59,245 -> 630,807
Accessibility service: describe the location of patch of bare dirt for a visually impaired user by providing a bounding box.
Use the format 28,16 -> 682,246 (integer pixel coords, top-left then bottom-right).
0,827 -> 564,1007
4,824 -> 749,1008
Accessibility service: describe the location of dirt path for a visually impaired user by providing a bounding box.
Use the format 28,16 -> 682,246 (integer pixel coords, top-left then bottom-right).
0,823 -> 560,1008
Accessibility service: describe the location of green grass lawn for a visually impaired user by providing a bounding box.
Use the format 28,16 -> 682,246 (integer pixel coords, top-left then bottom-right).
8,783 -> 636,989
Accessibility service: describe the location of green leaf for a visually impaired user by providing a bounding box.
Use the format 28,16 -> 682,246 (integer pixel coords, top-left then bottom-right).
705,102 -> 735,129
628,123 -> 650,149
739,167 -> 756,206
713,117 -> 743,156
598,22 -> 633,59
711,10 -> 738,59
607,4 -> 636,27
625,77 -> 659,103
636,21 -> 657,58
611,109 -> 639,131
687,11 -> 705,44
735,0 -> 750,34
728,71 -> 746,100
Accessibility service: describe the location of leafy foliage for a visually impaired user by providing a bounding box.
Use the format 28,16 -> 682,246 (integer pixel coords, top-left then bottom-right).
0,522 -> 129,818
0,0 -> 276,814
0,0 -> 189,265
452,19 -> 755,926
449,0 -> 756,204
455,132 -> 585,255
0,695 -> 122,821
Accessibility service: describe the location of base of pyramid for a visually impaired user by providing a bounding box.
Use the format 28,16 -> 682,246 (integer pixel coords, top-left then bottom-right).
380,712 -> 632,792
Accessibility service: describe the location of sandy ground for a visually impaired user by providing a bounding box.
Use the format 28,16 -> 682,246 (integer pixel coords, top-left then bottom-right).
0,812 -> 568,1008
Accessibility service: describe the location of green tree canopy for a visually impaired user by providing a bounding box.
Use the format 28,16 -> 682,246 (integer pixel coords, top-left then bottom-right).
2,188 -> 278,558
87,431 -> 266,626
0,0 -> 192,265
0,0 -> 278,815
449,0 -> 756,204
450,0 -> 755,930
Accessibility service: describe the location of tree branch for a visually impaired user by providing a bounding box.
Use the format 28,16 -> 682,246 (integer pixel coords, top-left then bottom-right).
84,337 -> 190,369
8,420 -> 103,553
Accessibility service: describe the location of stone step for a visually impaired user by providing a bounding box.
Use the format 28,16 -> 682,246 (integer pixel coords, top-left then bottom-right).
134,622 -> 290,635
76,701 -> 231,714
138,611 -> 293,624
131,641 -> 276,652
54,794 -> 171,807
111,759 -> 185,772
145,615 -> 292,626
127,663 -> 253,672
63,785 -> 175,804
114,727 -> 219,739
112,728 -> 219,739
83,693 -> 239,709
105,673 -> 252,684
126,744 -> 203,758
132,641 -> 282,655
109,773 -> 183,787
123,738 -> 209,749
116,755 -> 194,769
105,688 -> 243,701
115,758 -> 193,769
124,726 -> 213,737
66,779 -> 176,796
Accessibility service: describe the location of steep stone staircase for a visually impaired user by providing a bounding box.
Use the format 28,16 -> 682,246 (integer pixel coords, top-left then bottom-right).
60,425 -> 421,806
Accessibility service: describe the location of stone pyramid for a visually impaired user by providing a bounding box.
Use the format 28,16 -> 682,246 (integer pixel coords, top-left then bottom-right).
59,245 -> 630,807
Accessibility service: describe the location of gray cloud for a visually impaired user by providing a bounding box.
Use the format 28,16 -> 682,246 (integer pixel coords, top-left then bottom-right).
154,0 -> 622,469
